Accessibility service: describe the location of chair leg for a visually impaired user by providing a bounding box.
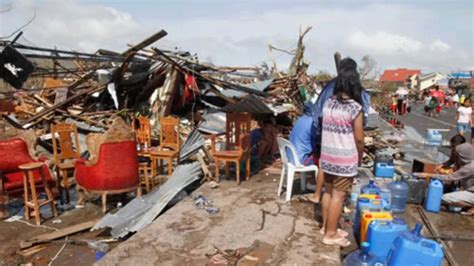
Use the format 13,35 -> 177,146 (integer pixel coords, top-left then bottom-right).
245,157 -> 250,181
76,186 -> 85,205
225,162 -> 230,178
236,160 -> 240,185
40,168 -> 57,218
28,171 -> 41,225
300,172 -> 307,192
101,193 -> 107,213
62,169 -> 70,204
215,159 -> 220,182
277,167 -> 285,197
55,167 -> 64,205
136,187 -> 142,197
286,169 -> 295,202
22,171 -> 30,220
167,158 -> 172,176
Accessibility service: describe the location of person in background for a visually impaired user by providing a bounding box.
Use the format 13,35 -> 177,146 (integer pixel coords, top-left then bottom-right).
452,93 -> 460,108
258,116 -> 278,165
424,93 -> 432,115
455,98 -> 472,137
417,143 -> 474,215
390,94 -> 398,114
320,57 -> 364,247
288,102 -> 322,203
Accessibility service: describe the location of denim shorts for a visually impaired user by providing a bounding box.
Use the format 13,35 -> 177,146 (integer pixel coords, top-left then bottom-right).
457,123 -> 470,133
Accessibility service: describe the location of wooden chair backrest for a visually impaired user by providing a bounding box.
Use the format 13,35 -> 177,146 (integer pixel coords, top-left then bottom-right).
135,116 -> 152,147
51,122 -> 80,162
159,116 -> 180,151
225,112 -> 251,150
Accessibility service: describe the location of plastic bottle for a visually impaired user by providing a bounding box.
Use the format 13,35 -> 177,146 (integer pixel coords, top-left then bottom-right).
87,241 -> 109,261
351,181 -> 362,207
387,179 -> 409,213
380,188 -> 392,210
361,180 -> 381,195
387,223 -> 444,266
425,179 -> 444,213
343,242 -> 382,266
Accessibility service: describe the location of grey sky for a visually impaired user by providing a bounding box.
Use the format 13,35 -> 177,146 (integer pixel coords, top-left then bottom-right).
1,0 -> 473,76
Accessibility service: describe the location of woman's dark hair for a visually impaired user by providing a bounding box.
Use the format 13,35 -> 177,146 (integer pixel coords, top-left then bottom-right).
450,134 -> 466,146
333,57 -> 363,105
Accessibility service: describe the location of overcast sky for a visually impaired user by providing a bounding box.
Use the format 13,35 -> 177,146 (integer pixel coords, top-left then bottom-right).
0,0 -> 472,76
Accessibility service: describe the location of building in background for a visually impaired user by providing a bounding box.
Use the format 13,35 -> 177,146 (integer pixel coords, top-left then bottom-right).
379,68 -> 421,91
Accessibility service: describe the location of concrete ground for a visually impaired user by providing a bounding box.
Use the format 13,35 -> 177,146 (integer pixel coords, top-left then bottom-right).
97,167 -> 341,266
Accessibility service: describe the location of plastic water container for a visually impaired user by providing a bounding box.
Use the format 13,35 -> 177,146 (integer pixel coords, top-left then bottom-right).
387,223 -> 444,266
360,211 -> 393,243
367,218 -> 408,261
374,163 -> 395,178
425,179 -> 444,213
388,180 -> 409,213
361,180 -> 382,195
343,242 -> 383,266
380,188 -> 392,210
426,129 -> 442,146
354,195 -> 384,243
406,177 -> 426,204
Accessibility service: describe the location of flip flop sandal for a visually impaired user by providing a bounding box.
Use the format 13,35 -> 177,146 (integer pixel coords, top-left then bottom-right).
301,195 -> 320,204
322,236 -> 351,247
319,228 -> 349,238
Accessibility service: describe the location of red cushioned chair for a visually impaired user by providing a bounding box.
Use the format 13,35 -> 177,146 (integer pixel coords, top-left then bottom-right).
0,137 -> 56,218
0,138 -> 55,193
75,140 -> 141,213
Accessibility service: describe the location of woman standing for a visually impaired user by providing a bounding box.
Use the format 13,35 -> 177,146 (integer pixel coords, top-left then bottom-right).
320,58 -> 364,247
455,98 -> 472,137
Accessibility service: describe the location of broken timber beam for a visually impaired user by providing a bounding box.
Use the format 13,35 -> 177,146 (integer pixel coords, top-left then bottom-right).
121,30 -> 167,56
21,84 -> 105,127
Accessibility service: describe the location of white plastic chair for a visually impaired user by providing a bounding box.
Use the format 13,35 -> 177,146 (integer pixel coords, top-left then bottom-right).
277,137 -> 318,201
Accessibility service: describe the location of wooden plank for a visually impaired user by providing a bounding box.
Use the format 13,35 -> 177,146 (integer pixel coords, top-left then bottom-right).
20,219 -> 99,249
17,244 -> 47,257
121,30 -> 167,56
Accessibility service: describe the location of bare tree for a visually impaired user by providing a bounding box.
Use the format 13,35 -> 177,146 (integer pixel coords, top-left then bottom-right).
358,55 -> 377,80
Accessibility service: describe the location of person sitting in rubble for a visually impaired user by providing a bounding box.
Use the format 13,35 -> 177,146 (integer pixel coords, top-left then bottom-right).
250,116 -> 278,166
418,143 -> 474,215
288,102 -> 322,203
436,135 -> 466,172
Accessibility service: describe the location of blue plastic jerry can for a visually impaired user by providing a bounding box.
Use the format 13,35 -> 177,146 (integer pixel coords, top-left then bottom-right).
425,179 -> 444,213
353,196 -> 383,243
367,218 -> 408,261
387,223 -> 444,266
343,242 -> 384,266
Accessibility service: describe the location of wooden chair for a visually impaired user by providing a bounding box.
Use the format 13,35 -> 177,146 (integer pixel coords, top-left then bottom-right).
51,122 -> 80,204
134,115 -> 152,152
211,112 -> 251,184
150,116 -> 180,176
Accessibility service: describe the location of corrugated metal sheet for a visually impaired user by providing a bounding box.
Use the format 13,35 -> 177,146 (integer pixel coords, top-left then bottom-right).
92,162 -> 202,238
179,129 -> 205,161
198,110 -> 226,134
222,94 -> 273,114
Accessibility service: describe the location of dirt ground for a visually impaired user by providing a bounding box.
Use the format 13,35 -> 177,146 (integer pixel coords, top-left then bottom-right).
0,203 -> 108,266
